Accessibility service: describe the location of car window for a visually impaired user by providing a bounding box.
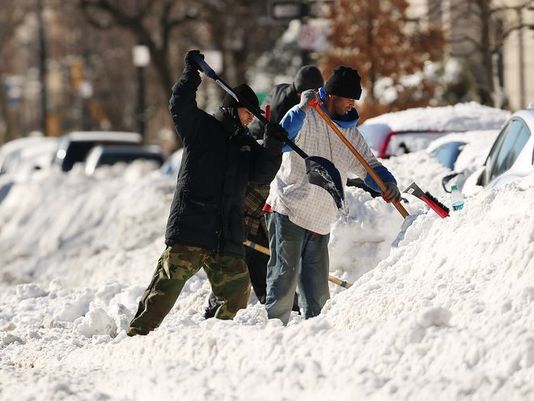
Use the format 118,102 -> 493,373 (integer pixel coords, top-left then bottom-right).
63,142 -> 98,171
487,119 -> 530,181
430,141 -> 465,170
97,153 -> 164,168
387,132 -> 446,157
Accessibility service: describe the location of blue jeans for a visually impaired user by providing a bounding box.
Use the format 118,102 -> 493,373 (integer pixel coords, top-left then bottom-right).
265,212 -> 330,325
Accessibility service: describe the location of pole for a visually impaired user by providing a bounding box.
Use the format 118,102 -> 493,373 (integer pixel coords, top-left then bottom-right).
299,1 -> 311,65
518,8 -> 526,108
137,65 -> 146,139
37,0 -> 48,136
136,0 -> 146,141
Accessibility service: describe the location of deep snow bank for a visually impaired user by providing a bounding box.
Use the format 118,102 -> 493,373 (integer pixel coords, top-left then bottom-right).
1,151 -> 532,401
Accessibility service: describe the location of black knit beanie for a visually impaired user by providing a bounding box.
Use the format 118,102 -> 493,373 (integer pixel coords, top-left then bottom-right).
324,66 -> 362,100
293,65 -> 324,92
222,83 -> 263,112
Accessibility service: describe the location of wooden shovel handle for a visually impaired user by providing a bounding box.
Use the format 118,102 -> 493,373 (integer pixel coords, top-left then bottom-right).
243,240 -> 353,288
311,102 -> 409,218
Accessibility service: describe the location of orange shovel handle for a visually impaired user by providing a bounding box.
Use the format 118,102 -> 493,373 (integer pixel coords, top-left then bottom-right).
310,100 -> 409,218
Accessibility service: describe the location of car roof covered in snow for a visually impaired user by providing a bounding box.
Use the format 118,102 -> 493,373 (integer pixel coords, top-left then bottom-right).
361,102 -> 510,133
64,131 -> 142,143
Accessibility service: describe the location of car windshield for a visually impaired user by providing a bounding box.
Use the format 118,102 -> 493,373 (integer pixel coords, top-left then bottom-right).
485,119 -> 530,183
56,140 -> 142,172
386,132 -> 447,157
97,153 -> 163,167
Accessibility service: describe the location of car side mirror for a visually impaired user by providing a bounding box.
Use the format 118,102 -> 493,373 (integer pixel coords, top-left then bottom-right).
441,172 -> 460,193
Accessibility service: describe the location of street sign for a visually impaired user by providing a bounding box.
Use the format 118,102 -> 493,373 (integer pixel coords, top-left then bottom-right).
270,0 -> 333,21
270,1 -> 303,20
298,23 -> 328,51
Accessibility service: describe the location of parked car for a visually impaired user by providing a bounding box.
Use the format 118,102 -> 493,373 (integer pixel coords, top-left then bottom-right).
53,131 -> 142,172
160,148 -> 184,179
0,136 -> 53,175
359,102 -> 509,158
0,136 -> 58,204
427,130 -> 501,171
84,145 -> 165,175
461,107 -> 534,193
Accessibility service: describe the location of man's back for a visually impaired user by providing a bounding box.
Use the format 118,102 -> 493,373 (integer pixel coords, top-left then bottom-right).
249,83 -> 299,138
265,83 -> 300,124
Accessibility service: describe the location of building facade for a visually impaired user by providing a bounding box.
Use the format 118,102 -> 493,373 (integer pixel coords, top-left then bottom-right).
410,0 -> 534,110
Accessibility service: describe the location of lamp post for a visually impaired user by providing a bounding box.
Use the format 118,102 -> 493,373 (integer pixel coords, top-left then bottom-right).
132,45 -> 150,140
36,0 -> 48,136
78,81 -> 93,130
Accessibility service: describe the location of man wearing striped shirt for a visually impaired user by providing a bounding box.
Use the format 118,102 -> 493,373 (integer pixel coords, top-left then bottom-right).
264,66 -> 401,325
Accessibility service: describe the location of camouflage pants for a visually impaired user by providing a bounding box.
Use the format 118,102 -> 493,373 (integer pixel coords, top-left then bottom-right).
128,244 -> 250,335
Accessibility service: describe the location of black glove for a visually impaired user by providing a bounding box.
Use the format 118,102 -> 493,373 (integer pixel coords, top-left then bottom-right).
229,126 -> 250,146
264,122 -> 287,142
382,182 -> 401,203
263,122 -> 287,154
184,49 -> 204,71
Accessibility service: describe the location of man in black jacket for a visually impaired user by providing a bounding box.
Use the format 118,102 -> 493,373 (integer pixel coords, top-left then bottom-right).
127,50 -> 285,336
249,65 -> 323,138
265,65 -> 324,125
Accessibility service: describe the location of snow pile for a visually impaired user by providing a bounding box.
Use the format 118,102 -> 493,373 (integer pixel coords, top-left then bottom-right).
330,150 -> 451,283
0,162 -> 171,287
0,146 -> 448,291
322,172 -> 534,399
1,127 -> 533,400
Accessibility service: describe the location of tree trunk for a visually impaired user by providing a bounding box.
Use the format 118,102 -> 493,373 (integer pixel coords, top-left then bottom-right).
366,6 -> 376,100
476,0 -> 495,105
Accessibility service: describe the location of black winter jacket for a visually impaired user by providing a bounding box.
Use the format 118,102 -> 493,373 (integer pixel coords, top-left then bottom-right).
165,66 -> 282,257
249,83 -> 299,138
264,83 -> 300,124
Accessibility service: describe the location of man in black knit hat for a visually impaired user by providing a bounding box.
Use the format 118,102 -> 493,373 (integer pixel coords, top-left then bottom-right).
263,66 -> 402,325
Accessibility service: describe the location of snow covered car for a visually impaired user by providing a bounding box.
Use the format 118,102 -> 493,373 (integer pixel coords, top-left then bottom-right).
462,107 -> 534,193
84,145 -> 165,175
160,148 -> 184,179
358,102 -> 509,158
426,130 -> 501,193
0,136 -> 59,204
0,136 -> 57,175
53,131 -> 142,172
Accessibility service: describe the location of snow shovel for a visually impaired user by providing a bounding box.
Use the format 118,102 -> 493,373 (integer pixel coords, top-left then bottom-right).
243,240 -> 352,289
310,99 -> 410,219
403,182 -> 449,218
191,54 -> 345,209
